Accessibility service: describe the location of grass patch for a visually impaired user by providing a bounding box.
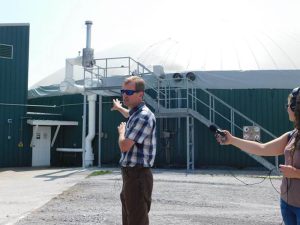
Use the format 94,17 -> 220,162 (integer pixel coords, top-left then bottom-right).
88,170 -> 112,177
255,175 -> 282,179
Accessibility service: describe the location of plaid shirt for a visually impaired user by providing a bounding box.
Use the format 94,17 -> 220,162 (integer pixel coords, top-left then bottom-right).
120,102 -> 156,167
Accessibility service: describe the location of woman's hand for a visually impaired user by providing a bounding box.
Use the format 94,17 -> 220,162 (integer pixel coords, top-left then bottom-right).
215,130 -> 234,145
279,165 -> 300,178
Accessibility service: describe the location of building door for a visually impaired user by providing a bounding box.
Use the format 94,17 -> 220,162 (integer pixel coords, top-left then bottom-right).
32,126 -> 51,166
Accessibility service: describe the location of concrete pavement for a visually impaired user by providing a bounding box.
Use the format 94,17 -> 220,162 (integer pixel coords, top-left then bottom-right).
0,167 -> 91,225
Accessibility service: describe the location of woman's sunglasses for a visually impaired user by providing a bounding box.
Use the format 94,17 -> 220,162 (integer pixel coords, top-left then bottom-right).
120,89 -> 139,96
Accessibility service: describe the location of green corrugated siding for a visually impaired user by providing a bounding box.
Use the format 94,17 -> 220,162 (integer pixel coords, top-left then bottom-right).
0,25 -> 30,167
160,89 -> 291,168
28,94 -> 83,166
100,97 -> 125,165
28,95 -> 124,167
27,88 -> 292,168
208,89 -> 290,167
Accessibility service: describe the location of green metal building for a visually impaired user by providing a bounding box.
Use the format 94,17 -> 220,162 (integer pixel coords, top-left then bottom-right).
0,24 -> 30,167
0,23 -> 297,169
28,85 -> 292,169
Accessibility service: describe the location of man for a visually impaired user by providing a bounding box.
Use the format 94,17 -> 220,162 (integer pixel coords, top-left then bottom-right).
111,75 -> 156,225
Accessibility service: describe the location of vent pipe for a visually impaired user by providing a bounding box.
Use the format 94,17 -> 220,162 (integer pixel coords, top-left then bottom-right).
82,21 -> 94,68
85,21 -> 92,49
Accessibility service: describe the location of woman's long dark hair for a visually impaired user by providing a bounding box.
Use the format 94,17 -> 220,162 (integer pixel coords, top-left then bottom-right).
293,94 -> 300,152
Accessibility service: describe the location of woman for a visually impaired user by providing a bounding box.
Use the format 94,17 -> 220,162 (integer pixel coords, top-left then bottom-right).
216,87 -> 300,225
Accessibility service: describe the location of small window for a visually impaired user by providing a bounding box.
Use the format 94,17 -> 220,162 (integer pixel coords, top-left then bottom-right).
0,44 -> 13,59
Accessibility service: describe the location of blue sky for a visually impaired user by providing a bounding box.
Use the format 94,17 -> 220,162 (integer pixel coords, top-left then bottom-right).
1,0 -> 299,87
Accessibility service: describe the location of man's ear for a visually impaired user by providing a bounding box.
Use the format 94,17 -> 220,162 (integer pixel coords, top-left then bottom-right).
139,91 -> 144,99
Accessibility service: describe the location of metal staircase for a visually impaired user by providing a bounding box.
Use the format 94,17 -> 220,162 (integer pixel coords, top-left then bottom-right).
84,57 -> 278,171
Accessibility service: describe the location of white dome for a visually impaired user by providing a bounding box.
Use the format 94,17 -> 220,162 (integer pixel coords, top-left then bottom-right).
135,30 -> 300,72
30,25 -> 300,89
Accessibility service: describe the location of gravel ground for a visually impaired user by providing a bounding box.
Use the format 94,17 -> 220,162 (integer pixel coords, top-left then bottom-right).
16,169 -> 283,225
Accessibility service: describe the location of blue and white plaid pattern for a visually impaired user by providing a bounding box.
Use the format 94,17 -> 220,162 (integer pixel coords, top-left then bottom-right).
120,102 -> 156,167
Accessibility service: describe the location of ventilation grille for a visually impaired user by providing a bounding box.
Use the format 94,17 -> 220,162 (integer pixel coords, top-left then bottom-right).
0,44 -> 13,59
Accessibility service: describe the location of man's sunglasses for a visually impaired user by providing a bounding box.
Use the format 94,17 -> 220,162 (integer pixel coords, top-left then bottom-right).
120,89 -> 139,96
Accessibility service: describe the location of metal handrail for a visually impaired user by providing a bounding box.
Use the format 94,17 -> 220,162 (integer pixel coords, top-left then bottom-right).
186,81 -> 277,139
143,75 -> 277,140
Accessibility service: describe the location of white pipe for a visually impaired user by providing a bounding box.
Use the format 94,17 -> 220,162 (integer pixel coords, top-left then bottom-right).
85,94 -> 96,166
82,94 -> 87,168
66,57 -> 82,80
59,20 -> 97,168
60,57 -> 84,93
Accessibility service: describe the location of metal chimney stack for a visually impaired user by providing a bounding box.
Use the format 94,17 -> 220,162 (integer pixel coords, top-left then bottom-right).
82,20 -> 94,67
85,20 -> 92,48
